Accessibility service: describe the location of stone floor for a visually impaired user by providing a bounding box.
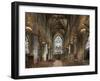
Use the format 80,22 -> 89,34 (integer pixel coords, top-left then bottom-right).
26,59 -> 89,68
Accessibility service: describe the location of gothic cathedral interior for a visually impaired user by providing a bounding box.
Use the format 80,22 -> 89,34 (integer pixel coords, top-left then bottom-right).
25,12 -> 89,68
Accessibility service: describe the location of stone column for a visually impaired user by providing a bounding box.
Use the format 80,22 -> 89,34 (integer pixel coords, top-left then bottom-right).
25,36 -> 30,54
77,31 -> 86,62
48,47 -> 50,60
33,36 -> 39,64
43,44 -> 48,61
68,44 -> 71,54
73,37 -> 78,60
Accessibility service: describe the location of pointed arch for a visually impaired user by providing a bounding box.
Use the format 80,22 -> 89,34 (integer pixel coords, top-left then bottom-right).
53,33 -> 63,54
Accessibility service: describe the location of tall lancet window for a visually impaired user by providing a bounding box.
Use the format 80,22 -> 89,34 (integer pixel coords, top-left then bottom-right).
54,36 -> 63,54
25,35 -> 30,54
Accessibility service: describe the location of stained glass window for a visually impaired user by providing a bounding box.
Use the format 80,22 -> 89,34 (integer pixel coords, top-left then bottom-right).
54,36 -> 63,54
